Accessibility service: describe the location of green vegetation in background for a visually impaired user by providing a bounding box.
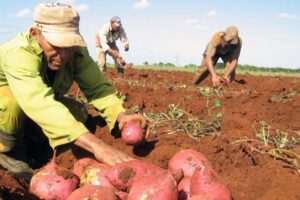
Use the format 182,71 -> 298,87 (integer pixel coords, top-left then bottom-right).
106,62 -> 300,77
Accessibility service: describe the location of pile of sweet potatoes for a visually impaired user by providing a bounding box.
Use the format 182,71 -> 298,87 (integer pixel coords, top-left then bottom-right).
30,149 -> 232,200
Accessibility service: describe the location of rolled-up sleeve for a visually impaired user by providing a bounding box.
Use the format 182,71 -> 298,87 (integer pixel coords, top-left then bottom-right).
205,43 -> 217,57
98,24 -> 110,52
204,33 -> 219,57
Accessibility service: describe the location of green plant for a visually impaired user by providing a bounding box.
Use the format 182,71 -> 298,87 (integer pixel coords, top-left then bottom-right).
270,89 -> 298,103
233,121 -> 300,175
131,105 -> 142,113
273,130 -> 300,149
255,121 -> 271,146
198,87 -> 223,119
145,104 -> 221,140
118,93 -> 127,101
198,86 -> 224,97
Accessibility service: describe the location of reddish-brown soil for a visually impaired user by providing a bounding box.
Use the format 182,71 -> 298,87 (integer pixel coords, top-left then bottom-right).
0,68 -> 299,200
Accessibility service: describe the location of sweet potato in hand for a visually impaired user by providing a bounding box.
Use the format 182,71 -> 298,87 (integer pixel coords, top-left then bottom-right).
121,120 -> 145,145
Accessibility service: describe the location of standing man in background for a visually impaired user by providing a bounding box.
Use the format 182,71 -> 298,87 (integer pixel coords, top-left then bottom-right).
193,26 -> 242,87
95,16 -> 129,73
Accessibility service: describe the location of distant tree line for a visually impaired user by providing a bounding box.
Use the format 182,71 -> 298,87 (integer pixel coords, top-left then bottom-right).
141,61 -> 300,73
143,61 -> 176,68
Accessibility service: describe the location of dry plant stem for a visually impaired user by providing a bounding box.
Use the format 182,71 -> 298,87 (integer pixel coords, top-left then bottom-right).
268,149 -> 300,175
233,138 -> 300,176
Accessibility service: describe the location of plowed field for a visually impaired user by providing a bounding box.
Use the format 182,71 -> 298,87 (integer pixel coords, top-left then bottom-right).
1,68 -> 300,200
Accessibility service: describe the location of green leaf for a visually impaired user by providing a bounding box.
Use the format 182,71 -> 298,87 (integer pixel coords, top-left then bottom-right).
131,105 -> 141,113
213,98 -> 221,107
198,87 -> 210,96
213,112 -> 223,118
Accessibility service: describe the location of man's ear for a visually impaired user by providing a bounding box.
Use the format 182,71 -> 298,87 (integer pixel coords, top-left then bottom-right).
29,27 -> 40,39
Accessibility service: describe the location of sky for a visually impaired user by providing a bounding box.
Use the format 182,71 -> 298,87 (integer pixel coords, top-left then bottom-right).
0,0 -> 299,69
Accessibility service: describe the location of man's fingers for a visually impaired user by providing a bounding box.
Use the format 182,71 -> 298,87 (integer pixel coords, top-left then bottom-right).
221,76 -> 229,83
137,115 -> 147,128
118,113 -> 147,136
118,120 -> 125,130
145,127 -> 151,140
132,114 -> 146,128
213,82 -> 220,87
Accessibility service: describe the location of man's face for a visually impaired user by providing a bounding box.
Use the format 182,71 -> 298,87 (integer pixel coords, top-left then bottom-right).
111,22 -> 120,31
31,28 -> 76,71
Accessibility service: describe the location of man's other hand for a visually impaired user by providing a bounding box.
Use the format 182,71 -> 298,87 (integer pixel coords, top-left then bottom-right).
118,112 -> 146,131
108,49 -> 120,59
118,58 -> 126,67
211,74 -> 223,87
93,142 -> 135,166
74,133 -> 135,166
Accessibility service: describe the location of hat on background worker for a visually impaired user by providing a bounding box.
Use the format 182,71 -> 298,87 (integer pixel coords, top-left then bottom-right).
224,26 -> 239,45
111,16 -> 122,26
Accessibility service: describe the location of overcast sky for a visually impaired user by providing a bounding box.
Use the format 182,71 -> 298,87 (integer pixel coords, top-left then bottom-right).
0,0 -> 299,69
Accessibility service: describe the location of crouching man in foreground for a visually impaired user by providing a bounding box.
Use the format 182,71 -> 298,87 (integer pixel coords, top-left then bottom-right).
0,2 -> 145,175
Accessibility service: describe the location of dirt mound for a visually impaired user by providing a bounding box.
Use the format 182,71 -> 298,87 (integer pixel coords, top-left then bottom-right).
1,68 -> 300,200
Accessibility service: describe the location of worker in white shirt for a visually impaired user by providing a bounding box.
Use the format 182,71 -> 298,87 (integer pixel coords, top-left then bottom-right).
95,16 -> 129,73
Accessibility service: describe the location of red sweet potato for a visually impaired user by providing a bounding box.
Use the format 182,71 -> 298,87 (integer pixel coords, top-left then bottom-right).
190,166 -> 232,200
168,149 -> 208,178
178,177 -> 191,200
67,185 -> 117,200
30,160 -> 79,200
72,157 -> 99,177
121,120 -> 145,145
106,160 -> 166,191
80,163 -> 114,189
189,194 -> 212,200
127,173 -> 178,200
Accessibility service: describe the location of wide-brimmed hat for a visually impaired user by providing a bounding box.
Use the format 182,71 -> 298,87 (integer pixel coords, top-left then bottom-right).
33,2 -> 86,47
224,26 -> 239,45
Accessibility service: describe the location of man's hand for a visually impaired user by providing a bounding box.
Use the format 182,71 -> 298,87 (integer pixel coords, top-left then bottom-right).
118,112 -> 146,131
211,74 -> 223,87
221,75 -> 230,83
124,44 -> 129,51
117,58 -> 126,66
108,49 -> 120,59
93,141 -> 135,166
74,133 -> 135,166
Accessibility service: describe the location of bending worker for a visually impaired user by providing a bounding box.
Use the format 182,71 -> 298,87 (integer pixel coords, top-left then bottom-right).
193,26 -> 242,87
0,2 -> 145,175
95,16 -> 129,73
